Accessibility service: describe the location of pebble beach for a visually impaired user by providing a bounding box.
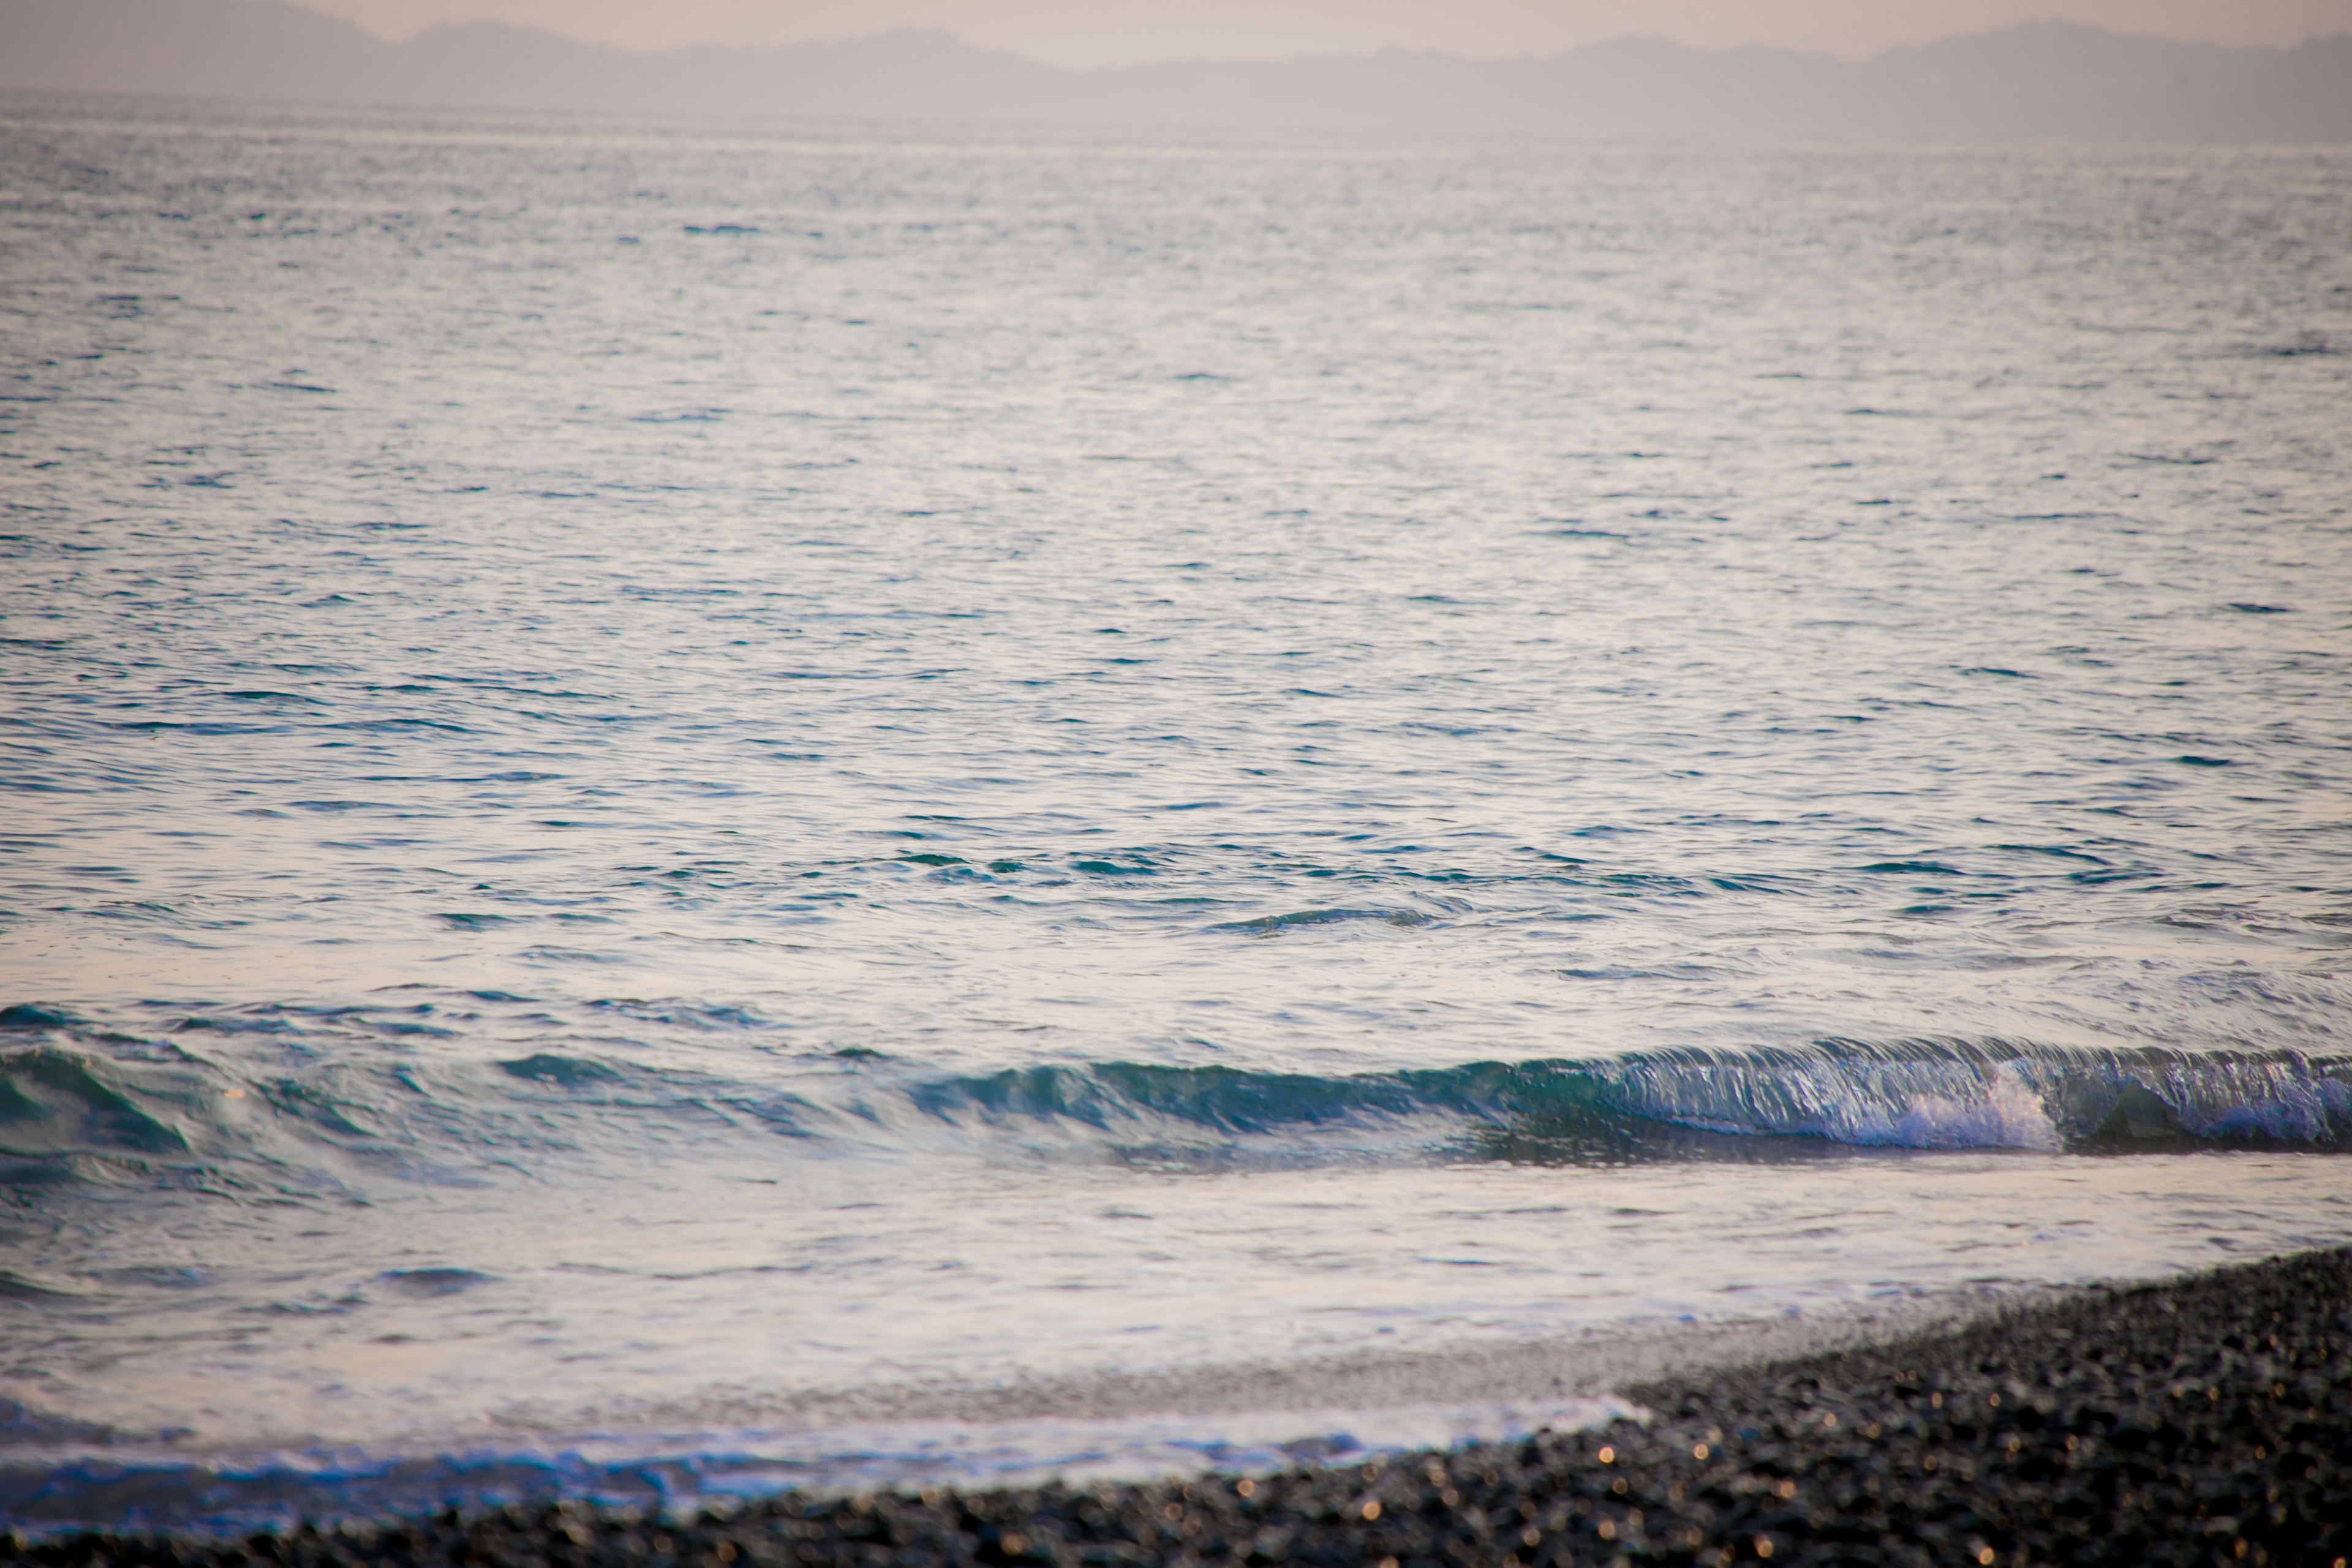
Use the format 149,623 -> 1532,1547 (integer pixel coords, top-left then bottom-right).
10,1245 -> 2346,1567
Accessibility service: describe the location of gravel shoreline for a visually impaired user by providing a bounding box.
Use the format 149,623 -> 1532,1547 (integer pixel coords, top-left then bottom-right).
9,1246 -> 2348,1567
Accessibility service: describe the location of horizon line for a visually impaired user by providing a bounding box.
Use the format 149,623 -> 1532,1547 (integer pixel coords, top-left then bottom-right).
296,12 -> 2352,73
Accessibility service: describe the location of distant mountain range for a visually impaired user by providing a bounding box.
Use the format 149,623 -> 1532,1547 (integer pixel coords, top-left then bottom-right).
4,0 -> 2350,139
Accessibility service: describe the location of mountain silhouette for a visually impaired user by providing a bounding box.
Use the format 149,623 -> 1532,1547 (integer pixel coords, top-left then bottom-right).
4,0 -> 2348,138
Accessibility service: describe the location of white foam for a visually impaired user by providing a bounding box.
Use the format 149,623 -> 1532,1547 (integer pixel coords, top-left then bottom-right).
1860,1065 -> 2064,1150
1627,1060 -> 2065,1150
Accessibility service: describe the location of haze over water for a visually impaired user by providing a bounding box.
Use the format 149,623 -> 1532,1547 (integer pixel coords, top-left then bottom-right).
2,99 -> 2350,1528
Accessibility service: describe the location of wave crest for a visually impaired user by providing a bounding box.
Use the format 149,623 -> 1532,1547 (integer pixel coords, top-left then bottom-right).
2,1027 -> 2346,1199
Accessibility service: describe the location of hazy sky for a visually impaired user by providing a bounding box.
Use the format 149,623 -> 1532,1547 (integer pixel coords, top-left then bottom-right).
300,0 -> 2352,67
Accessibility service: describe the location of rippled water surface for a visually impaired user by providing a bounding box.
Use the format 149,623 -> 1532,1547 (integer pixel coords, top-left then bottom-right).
2,97 -> 2350,1528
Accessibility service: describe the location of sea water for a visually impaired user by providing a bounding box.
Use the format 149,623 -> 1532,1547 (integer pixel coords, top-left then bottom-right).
1,96 -> 2348,1531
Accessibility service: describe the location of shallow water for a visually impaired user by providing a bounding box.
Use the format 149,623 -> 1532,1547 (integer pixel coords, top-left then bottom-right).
1,96 -> 2349,1529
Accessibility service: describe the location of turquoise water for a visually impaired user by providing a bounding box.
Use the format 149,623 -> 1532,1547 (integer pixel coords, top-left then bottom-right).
2,98 -> 2349,1529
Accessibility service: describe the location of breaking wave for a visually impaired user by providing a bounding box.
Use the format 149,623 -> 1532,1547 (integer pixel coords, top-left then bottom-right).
903,1039 -> 2352,1163
5,1023 -> 2348,1201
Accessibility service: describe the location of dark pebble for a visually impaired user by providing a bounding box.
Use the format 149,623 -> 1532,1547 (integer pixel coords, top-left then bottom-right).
9,1246 -> 2350,1567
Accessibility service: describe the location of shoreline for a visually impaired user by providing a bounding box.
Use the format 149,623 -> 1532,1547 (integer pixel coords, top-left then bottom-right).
0,1277 -> 2083,1532
7,1247 -> 2348,1564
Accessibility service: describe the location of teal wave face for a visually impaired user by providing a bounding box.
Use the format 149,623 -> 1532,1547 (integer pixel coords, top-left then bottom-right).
908,1042 -> 2352,1162
7,1031 -> 2346,1205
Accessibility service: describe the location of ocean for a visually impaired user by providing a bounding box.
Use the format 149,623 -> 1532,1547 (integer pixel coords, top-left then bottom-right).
1,96 -> 2347,1532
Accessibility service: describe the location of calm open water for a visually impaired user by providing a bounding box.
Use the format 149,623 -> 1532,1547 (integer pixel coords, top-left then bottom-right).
2,96 -> 2349,1529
